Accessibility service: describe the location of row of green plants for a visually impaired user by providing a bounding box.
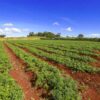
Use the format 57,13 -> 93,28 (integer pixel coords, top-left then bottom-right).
7,43 -> 82,100
8,41 -> 97,63
36,46 -> 96,63
0,42 -> 23,100
47,45 -> 100,57
9,41 -> 100,73
21,42 -> 96,63
10,40 -> 100,57
20,40 -> 100,50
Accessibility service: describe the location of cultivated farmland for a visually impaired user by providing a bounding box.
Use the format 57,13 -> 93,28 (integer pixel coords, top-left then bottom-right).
0,40 -> 100,100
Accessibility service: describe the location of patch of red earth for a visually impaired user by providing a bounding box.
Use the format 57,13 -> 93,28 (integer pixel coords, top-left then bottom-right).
82,88 -> 100,100
80,53 -> 100,68
94,50 -> 100,54
74,52 -> 100,68
86,54 -> 100,68
90,62 -> 100,68
36,88 -> 51,99
10,70 -> 38,100
90,50 -> 100,68
26,71 -> 35,80
20,47 -> 100,100
4,43 -> 40,100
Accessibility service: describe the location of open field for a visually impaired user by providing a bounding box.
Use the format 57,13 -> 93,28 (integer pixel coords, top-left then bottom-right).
6,37 -> 42,40
0,40 -> 100,100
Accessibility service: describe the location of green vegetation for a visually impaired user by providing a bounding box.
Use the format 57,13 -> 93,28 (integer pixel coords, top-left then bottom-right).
0,39 -> 100,100
0,42 -> 23,100
8,40 -> 100,73
7,42 -> 81,100
27,32 -> 61,39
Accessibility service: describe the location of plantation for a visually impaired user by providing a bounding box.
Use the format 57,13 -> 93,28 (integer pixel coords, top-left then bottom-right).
0,40 -> 100,100
0,42 -> 23,100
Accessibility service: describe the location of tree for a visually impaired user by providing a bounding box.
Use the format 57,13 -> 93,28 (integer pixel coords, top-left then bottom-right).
27,32 -> 35,37
55,33 -> 61,38
77,34 -> 84,38
37,32 -> 43,36
27,31 -> 61,38
0,34 -> 6,38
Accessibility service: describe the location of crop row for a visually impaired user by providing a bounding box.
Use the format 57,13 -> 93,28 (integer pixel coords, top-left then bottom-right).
7,42 -> 81,100
19,42 -> 96,63
0,42 -> 23,100
37,46 -> 96,62
10,40 -> 100,57
8,41 -> 100,73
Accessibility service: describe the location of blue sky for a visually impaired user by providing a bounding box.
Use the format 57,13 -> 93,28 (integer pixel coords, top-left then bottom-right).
0,0 -> 100,37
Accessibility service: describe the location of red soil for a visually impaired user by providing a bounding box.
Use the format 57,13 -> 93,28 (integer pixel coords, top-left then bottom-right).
90,62 -> 100,68
37,47 -> 100,68
82,88 -> 100,100
80,53 -> 100,61
20,46 -> 100,100
4,43 -> 40,100
94,50 -> 100,54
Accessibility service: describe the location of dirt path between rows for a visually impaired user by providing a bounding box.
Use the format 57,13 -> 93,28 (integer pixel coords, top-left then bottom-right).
19,46 -> 100,100
37,47 -> 100,68
4,43 -> 40,100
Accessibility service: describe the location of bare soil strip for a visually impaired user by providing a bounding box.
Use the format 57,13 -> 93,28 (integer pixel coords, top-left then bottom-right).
4,43 -> 40,100
18,46 -> 100,100
41,46 -> 100,61
37,47 -> 100,68
94,51 -> 100,54
80,53 -> 100,61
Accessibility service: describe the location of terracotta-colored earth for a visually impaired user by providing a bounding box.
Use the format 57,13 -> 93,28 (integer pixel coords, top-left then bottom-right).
37,47 -> 100,68
6,43 -> 100,100
94,50 -> 100,54
4,43 -> 40,100
19,46 -> 100,100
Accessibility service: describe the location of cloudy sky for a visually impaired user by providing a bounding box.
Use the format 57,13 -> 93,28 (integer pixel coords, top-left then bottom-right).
0,0 -> 100,37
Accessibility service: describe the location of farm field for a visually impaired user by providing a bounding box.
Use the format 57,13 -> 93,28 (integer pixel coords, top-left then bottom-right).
0,40 -> 100,100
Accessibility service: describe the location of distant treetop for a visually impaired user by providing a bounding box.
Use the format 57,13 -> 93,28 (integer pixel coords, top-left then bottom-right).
77,34 -> 84,38
0,34 -> 6,38
27,31 -> 61,38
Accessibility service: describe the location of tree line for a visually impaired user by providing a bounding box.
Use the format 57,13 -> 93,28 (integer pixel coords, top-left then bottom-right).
27,32 -> 100,42
0,31 -> 100,42
27,32 -> 61,38
27,32 -> 85,38
0,32 -> 83,39
0,34 -> 6,38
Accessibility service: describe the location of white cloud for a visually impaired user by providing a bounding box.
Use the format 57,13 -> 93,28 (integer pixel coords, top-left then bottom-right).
87,33 -> 100,38
0,23 -> 30,36
64,27 -> 72,32
4,27 -> 22,34
91,33 -> 100,37
0,27 -> 29,35
3,23 -> 14,27
53,22 -> 60,26
0,29 -> 4,34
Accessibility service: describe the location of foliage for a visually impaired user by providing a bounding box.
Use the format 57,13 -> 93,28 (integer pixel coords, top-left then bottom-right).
0,34 -> 6,38
27,31 -> 61,38
0,42 -> 23,100
7,42 -> 81,100
77,34 -> 84,38
9,41 -> 100,73
0,74 -> 23,100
